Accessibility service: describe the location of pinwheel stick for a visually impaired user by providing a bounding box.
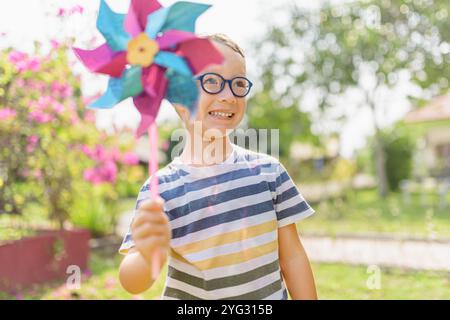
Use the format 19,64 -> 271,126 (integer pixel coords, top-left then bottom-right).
149,122 -> 161,280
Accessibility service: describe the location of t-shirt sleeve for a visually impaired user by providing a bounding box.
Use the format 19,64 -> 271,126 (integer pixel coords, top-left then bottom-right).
272,161 -> 315,228
118,178 -> 151,255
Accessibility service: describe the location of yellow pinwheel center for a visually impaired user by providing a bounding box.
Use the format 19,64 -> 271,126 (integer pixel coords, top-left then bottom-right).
127,33 -> 159,67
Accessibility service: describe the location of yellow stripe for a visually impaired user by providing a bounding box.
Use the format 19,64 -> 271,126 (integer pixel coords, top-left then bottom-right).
173,219 -> 277,255
192,240 -> 278,270
169,248 -> 191,265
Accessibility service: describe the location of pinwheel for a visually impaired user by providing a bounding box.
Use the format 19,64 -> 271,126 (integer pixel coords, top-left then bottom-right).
73,0 -> 223,278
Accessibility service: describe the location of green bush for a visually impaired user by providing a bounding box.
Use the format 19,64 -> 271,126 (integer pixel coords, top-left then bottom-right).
381,127 -> 415,191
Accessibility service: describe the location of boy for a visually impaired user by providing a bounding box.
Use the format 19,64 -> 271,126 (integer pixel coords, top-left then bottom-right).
119,34 -> 317,300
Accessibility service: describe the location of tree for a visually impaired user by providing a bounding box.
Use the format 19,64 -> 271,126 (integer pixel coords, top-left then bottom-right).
252,0 -> 450,197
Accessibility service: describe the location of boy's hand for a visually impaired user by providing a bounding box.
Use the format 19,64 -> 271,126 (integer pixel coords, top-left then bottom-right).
131,197 -> 170,263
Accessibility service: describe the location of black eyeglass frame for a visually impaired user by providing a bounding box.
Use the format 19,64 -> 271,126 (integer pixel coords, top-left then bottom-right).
195,72 -> 253,98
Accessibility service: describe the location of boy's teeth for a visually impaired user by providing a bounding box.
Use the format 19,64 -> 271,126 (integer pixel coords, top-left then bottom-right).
209,111 -> 233,118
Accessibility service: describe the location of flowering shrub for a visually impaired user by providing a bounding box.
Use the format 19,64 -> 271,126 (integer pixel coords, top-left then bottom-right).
0,42 -> 144,234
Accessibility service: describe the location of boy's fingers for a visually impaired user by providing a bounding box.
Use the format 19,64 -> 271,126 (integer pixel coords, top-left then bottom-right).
133,223 -> 169,239
132,213 -> 166,229
136,236 -> 169,254
138,197 -> 164,212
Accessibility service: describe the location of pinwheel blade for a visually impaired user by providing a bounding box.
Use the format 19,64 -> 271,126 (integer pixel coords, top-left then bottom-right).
73,44 -> 127,78
165,69 -> 199,113
145,2 -> 211,39
97,0 -> 131,51
129,0 -> 162,31
154,51 -> 192,76
89,66 -> 143,109
177,38 -> 224,75
156,30 -> 197,50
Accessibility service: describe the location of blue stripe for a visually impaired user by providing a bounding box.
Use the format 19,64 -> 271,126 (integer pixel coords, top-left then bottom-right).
167,181 -> 272,220
139,169 -> 190,192
159,163 -> 274,202
275,171 -> 289,189
274,185 -> 299,205
171,200 -> 275,239
277,200 -> 311,221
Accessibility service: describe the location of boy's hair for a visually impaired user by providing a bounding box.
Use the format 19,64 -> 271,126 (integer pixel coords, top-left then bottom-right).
206,33 -> 245,58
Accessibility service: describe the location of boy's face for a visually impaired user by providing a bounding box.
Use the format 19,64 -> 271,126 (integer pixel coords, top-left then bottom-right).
174,42 -> 247,137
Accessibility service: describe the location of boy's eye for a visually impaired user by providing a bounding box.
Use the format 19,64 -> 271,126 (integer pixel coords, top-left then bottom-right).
234,80 -> 247,88
204,77 -> 219,85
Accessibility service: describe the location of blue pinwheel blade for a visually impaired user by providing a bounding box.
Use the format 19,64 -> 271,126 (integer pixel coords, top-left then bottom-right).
165,69 -> 199,114
89,66 -> 143,109
154,51 -> 192,76
97,0 -> 131,51
145,2 -> 211,39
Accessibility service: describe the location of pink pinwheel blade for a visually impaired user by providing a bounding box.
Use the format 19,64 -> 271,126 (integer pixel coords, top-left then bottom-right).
73,44 -> 127,78
176,38 -> 224,75
134,83 -> 167,138
130,0 -> 163,31
156,30 -> 197,50
124,3 -> 142,37
141,64 -> 166,98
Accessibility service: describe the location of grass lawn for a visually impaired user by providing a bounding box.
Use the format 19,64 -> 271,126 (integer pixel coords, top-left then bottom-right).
1,249 -> 448,300
297,189 -> 450,239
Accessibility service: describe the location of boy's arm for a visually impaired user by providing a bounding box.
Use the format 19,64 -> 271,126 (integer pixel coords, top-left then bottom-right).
278,224 -> 317,300
119,248 -> 167,294
119,197 -> 170,295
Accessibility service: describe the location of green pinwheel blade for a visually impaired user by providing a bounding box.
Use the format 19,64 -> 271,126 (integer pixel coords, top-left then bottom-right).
145,1 -> 211,39
97,0 -> 131,51
153,51 -> 192,76
165,69 -> 199,114
89,66 -> 143,109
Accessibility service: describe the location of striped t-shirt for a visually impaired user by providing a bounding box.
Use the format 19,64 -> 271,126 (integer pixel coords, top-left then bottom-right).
119,144 -> 315,300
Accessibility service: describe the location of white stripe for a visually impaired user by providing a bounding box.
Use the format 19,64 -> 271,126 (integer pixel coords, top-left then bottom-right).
277,177 -> 298,195
166,269 -> 281,300
276,191 -> 306,212
170,188 -> 273,229
164,172 -> 273,212
170,211 -> 276,247
138,156 -> 276,201
278,208 -> 315,228
168,257 -> 205,278
263,288 -> 285,300
184,231 -> 277,262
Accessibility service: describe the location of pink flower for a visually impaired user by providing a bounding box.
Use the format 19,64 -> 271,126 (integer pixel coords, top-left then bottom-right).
8,51 -> 27,64
70,5 -> 84,15
105,277 -> 116,289
50,39 -> 61,50
83,110 -> 96,123
53,102 -> 65,114
110,148 -> 122,162
26,58 -> 40,72
26,135 -> 39,153
80,144 -> 94,158
83,161 -> 118,184
28,110 -> 54,124
57,8 -> 66,17
122,152 -> 139,165
16,79 -> 25,88
0,108 -> 16,120
8,51 -> 40,73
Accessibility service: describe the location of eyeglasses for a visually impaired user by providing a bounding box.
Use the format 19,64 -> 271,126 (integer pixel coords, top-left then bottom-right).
196,72 -> 253,98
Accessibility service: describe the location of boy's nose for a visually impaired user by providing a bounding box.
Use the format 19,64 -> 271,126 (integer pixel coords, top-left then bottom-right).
217,83 -> 237,104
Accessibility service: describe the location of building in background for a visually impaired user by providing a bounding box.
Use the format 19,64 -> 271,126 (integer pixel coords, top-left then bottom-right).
405,95 -> 450,179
